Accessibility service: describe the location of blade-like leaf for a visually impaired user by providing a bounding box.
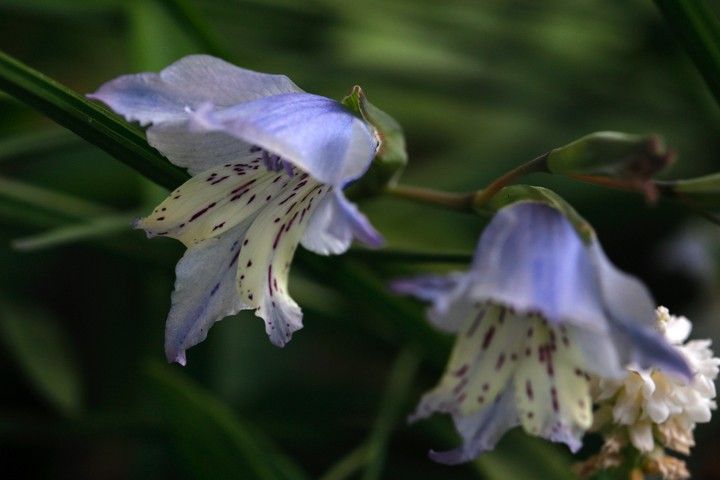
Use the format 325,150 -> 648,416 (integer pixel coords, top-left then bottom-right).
0,128 -> 81,163
144,361 -> 308,480
0,300 -> 82,415
12,214 -> 134,252
0,176 -> 113,219
0,50 -> 189,190
654,0 -> 720,107
362,347 -> 421,480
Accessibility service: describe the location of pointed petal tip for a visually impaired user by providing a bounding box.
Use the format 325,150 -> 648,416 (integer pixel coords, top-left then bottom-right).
389,278 -> 415,296
167,349 -> 187,366
428,448 -> 467,465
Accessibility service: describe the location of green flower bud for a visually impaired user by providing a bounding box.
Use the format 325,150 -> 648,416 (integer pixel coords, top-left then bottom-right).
546,132 -> 675,201
660,172 -> 720,209
342,86 -> 407,198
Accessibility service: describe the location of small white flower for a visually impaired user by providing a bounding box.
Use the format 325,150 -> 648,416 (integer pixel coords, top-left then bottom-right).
595,307 -> 719,453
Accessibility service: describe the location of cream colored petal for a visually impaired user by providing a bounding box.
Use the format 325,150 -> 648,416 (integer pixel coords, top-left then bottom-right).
136,160 -> 298,246
235,174 -> 327,346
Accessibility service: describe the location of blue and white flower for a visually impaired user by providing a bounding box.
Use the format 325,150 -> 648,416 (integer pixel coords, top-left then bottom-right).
393,202 -> 690,464
89,55 -> 383,364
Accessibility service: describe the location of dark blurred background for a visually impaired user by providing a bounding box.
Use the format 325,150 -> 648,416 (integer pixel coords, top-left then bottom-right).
1,0 -> 720,478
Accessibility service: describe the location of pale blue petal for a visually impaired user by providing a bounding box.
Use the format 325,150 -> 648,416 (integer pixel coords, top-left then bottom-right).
146,123 -> 256,175
390,272 -> 472,332
466,202 -> 607,331
301,191 -> 383,255
187,93 -> 378,186
590,243 -> 692,379
428,384 -> 519,465
88,54 -> 301,126
164,221 -> 249,364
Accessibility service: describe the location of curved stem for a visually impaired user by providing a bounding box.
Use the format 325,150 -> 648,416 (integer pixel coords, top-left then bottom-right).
471,152 -> 549,208
386,153 -> 549,213
385,183 -> 475,212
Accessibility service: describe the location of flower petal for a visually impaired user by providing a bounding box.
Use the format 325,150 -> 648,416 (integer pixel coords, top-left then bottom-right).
466,202 -> 608,332
409,305 -> 514,420
513,319 -> 592,453
187,93 -> 378,186
146,123 -> 255,175
391,272 -> 473,333
135,162 -> 297,246
164,221 -> 249,364
300,191 -> 383,255
88,54 -> 301,126
428,385 -> 519,465
235,174 -> 327,346
591,243 -> 692,379
628,421 -> 655,452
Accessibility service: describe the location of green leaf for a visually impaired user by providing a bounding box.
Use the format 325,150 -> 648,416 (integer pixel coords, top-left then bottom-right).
475,432 -> 576,480
362,347 -> 421,480
12,214 -> 134,252
0,300 -> 82,415
0,176 -> 113,220
319,445 -> 370,480
0,49 -> 189,190
144,361 -> 308,480
155,0 -> 234,61
342,86 -> 408,198
654,0 -> 720,108
0,128 -> 81,163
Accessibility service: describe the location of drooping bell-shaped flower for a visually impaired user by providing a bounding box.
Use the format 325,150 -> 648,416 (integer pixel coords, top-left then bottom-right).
89,55 -> 383,364
392,201 -> 690,464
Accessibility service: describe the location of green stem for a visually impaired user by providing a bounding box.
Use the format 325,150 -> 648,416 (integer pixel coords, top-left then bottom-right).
386,154 -> 548,213
362,347 -> 421,480
654,0 -> 720,108
471,153 -> 549,208
318,445 -> 370,480
385,183 -> 476,212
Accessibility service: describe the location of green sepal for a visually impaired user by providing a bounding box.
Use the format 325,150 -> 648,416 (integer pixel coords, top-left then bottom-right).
546,131 -> 674,200
478,184 -> 595,243
341,86 -> 407,198
661,172 -> 720,209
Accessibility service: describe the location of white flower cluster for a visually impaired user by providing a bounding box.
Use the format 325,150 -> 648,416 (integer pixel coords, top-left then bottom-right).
594,307 -> 719,454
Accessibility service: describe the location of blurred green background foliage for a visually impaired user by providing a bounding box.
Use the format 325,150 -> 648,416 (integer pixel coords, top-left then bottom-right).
1,0 -> 720,478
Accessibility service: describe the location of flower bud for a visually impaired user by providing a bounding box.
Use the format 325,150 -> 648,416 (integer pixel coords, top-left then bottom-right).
546,132 -> 675,201
342,86 -> 407,198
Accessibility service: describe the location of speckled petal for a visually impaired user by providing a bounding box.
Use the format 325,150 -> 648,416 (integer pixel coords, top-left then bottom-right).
164,221 -> 250,365
187,93 -> 378,186
88,54 -> 301,126
300,191 -> 383,255
513,318 -> 592,453
235,174 -> 328,346
135,161 -> 297,247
